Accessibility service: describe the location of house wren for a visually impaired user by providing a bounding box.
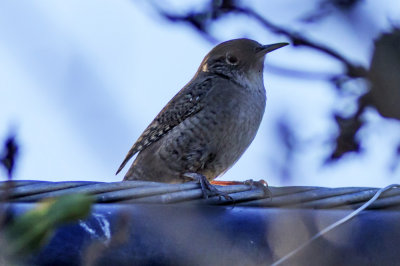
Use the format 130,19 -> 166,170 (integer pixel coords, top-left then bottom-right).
116,38 -> 288,198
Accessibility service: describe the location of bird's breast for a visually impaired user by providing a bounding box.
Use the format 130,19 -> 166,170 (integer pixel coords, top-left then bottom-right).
200,78 -> 266,174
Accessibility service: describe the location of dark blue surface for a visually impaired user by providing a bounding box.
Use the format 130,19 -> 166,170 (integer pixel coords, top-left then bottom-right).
9,203 -> 400,265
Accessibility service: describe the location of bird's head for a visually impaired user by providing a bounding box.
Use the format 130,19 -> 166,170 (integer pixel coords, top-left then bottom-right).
199,38 -> 288,82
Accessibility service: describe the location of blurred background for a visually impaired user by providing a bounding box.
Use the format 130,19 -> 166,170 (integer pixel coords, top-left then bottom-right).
1,0 -> 399,187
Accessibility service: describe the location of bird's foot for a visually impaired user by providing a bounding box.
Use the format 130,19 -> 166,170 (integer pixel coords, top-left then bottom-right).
212,179 -> 271,199
244,179 -> 272,199
210,180 -> 243,186
184,173 -> 233,201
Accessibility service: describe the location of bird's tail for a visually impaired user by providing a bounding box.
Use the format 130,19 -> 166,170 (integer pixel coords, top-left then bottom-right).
115,146 -> 137,175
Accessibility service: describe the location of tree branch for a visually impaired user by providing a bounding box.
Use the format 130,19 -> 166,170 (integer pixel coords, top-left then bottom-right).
233,6 -> 368,78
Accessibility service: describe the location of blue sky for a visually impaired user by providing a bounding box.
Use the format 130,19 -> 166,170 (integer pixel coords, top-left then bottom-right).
1,1 -> 399,187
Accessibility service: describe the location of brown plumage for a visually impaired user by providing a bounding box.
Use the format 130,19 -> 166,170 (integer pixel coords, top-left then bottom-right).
116,38 -> 288,192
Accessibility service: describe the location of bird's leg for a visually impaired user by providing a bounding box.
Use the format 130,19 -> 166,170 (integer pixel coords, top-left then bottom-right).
212,179 -> 271,199
210,180 -> 243,186
184,173 -> 233,201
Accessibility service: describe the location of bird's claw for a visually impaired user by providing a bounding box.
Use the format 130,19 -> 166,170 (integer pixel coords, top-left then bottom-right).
244,179 -> 272,199
184,173 -> 233,201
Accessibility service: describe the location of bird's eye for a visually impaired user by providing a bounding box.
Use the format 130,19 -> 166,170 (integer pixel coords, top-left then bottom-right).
226,54 -> 239,65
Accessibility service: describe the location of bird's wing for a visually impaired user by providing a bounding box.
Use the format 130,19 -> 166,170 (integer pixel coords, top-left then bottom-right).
116,76 -> 213,175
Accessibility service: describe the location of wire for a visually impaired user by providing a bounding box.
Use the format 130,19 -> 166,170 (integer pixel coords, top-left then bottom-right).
271,184 -> 400,266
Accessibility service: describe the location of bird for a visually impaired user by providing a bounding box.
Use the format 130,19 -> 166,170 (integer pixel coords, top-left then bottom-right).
116,38 -> 288,198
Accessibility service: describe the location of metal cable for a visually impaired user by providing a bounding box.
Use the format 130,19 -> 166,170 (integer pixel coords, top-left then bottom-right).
2,180 -> 400,209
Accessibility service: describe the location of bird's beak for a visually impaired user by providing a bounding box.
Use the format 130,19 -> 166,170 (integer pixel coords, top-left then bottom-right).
258,42 -> 289,55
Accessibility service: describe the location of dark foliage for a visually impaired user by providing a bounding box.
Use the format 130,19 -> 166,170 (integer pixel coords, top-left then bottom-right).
1,134 -> 18,179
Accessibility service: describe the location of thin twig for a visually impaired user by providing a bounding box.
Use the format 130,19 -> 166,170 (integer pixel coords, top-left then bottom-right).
265,63 -> 338,80
233,6 -> 368,78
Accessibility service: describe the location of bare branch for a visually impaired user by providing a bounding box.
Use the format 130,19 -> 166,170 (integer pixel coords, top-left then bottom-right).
233,6 -> 368,78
